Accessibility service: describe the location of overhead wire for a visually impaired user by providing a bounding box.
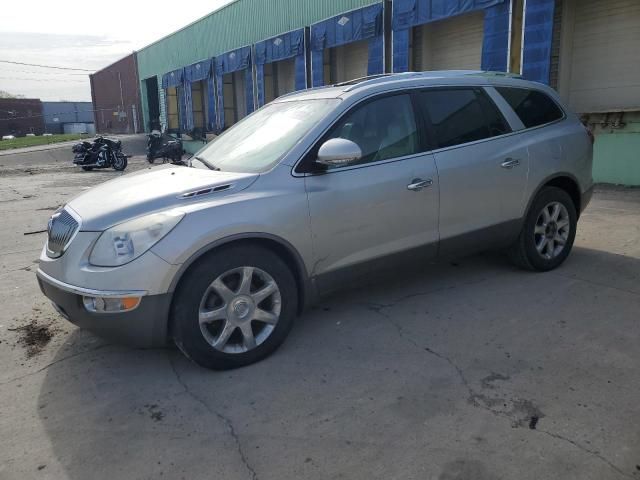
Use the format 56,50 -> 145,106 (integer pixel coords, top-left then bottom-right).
0,67 -> 89,77
0,60 -> 94,72
0,76 -> 87,83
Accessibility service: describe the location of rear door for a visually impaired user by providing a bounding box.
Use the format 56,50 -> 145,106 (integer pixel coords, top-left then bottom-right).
301,92 -> 439,282
415,87 -> 530,251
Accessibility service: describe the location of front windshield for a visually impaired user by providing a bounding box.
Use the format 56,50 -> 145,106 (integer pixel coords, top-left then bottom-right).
194,99 -> 339,173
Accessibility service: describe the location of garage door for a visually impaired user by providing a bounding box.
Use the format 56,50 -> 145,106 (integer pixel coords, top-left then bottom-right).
412,10 -> 484,71
275,57 -> 296,97
567,0 -> 640,113
335,39 -> 370,83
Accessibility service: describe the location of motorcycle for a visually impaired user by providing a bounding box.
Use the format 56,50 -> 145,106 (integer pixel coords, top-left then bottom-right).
146,131 -> 185,165
72,136 -> 128,172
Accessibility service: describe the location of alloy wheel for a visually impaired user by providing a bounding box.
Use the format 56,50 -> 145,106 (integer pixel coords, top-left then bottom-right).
534,201 -> 570,260
198,266 -> 281,354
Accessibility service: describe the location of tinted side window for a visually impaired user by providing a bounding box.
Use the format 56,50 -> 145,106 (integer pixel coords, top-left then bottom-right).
324,94 -> 418,167
419,89 -> 510,149
476,90 -> 511,137
496,87 -> 564,128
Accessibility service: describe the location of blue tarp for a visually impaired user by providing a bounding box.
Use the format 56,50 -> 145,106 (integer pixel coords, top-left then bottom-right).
521,0 -> 555,84
184,59 -> 213,83
178,86 -> 187,132
255,29 -> 307,107
214,46 -> 255,131
184,81 -> 193,131
392,0 -> 505,72
206,75 -> 217,132
310,3 -> 384,87
161,68 -> 186,132
183,59 -> 216,132
481,1 -> 510,72
161,68 -> 184,88
392,0 -> 504,29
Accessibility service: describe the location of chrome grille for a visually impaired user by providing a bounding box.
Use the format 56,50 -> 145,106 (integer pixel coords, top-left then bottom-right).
46,209 -> 79,258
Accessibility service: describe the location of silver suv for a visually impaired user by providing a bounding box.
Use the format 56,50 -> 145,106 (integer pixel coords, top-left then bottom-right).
37,71 -> 594,369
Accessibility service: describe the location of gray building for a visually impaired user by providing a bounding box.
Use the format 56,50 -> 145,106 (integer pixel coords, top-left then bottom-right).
42,102 -> 94,134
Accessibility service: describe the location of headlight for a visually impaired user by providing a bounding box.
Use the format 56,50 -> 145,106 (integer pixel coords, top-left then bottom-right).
89,210 -> 184,267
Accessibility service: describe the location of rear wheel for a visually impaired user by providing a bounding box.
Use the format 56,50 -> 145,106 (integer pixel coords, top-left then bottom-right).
508,186 -> 577,271
171,245 -> 298,369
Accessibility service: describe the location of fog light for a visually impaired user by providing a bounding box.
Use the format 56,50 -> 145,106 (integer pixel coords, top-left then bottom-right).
83,296 -> 141,313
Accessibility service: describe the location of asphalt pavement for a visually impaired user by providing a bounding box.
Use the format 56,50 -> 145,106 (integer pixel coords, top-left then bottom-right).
0,156 -> 638,480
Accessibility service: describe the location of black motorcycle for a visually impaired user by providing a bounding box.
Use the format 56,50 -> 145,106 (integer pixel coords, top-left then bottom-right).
147,131 -> 185,165
72,136 -> 128,171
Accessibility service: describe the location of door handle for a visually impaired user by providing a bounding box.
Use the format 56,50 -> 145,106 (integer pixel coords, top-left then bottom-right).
501,158 -> 521,169
407,178 -> 433,191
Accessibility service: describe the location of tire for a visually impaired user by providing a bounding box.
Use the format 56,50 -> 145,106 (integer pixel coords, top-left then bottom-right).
147,156 -> 155,164
81,166 -> 93,171
508,186 -> 577,271
171,245 -> 298,370
112,153 -> 127,171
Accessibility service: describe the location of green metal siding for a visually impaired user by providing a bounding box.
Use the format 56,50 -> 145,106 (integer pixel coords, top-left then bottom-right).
137,0 -> 382,79
593,133 -> 640,186
589,112 -> 640,186
137,0 -> 382,128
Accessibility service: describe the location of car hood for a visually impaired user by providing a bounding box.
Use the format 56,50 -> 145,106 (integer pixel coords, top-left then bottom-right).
67,165 -> 259,231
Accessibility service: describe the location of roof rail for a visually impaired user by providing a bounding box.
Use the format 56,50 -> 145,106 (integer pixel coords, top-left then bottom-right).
340,70 -> 525,91
473,71 -> 523,79
335,74 -> 392,87
276,70 -> 526,101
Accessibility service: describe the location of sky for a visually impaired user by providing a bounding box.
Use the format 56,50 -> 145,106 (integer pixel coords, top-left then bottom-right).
0,0 -> 235,101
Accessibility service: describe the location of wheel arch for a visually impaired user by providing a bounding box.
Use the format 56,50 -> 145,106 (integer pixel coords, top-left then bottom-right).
168,233 -> 313,315
526,173 -> 582,219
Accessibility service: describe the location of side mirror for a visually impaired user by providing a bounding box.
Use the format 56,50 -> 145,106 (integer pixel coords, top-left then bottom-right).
316,138 -> 362,168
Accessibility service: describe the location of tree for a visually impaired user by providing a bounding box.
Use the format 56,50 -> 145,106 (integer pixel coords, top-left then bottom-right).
0,90 -> 25,99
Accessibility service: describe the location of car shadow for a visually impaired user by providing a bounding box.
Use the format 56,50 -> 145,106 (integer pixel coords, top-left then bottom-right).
34,247 -> 640,479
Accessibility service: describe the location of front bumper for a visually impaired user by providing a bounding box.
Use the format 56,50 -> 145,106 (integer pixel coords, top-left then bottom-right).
37,269 -> 171,348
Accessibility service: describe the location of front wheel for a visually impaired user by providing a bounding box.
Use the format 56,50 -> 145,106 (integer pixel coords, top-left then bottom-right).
508,186 -> 577,271
112,153 -> 127,171
81,166 -> 93,171
171,245 -> 298,370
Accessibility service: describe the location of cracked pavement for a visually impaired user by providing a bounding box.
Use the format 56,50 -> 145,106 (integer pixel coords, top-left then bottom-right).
0,150 -> 639,479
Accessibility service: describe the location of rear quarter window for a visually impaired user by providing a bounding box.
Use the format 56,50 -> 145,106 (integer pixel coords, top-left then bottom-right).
496,87 -> 564,129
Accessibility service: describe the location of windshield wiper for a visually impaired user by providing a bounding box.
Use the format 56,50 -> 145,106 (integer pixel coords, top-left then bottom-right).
194,156 -> 220,171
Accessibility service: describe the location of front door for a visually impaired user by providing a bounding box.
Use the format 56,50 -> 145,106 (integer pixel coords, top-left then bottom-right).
303,93 -> 439,284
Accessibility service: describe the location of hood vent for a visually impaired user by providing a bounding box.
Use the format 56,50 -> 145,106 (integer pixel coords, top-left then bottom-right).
179,183 -> 233,199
